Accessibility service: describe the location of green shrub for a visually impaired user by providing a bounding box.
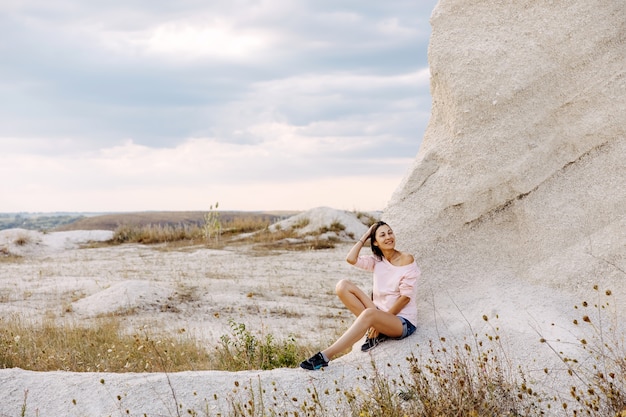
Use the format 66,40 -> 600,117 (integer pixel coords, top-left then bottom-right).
215,320 -> 306,371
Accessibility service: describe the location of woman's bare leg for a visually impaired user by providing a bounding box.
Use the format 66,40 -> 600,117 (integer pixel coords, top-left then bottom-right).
335,279 -> 376,317
322,308 -> 404,360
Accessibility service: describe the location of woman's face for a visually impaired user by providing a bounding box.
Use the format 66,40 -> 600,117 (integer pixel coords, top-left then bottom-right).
374,224 -> 395,250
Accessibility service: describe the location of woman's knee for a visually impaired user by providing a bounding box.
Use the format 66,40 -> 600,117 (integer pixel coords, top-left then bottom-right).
357,307 -> 378,324
335,279 -> 353,295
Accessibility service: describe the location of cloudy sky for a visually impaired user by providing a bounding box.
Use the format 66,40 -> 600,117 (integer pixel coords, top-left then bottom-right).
0,0 -> 437,213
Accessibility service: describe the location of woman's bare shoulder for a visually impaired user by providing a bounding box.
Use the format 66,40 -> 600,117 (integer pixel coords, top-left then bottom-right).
398,252 -> 415,266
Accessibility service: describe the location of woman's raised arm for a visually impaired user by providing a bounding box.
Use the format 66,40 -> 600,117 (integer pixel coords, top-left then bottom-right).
346,224 -> 376,264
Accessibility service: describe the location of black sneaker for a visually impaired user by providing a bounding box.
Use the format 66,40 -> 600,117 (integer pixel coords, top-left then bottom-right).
299,352 -> 328,370
361,334 -> 389,352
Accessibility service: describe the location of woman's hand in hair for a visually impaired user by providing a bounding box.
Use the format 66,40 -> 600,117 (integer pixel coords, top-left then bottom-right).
361,223 -> 377,243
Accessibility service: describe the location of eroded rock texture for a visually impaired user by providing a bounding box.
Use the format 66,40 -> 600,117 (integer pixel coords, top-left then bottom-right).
387,0 -> 625,329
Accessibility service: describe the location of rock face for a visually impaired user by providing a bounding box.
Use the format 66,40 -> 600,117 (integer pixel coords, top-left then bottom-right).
387,0 -> 625,341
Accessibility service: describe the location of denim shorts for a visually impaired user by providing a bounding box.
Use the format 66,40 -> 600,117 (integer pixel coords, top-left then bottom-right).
396,317 -> 416,340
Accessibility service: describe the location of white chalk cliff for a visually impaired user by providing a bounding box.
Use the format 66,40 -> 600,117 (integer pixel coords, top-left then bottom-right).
387,0 -> 626,342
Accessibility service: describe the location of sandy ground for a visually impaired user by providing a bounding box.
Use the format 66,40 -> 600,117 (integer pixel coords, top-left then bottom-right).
0,229 -> 364,347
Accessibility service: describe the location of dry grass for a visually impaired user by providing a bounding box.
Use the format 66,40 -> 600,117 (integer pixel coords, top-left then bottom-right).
537,286 -> 626,416
0,316 -> 207,372
0,316 -> 315,373
221,216 -> 274,236
106,214 -> 313,250
339,313 -> 547,417
342,286 -> 626,417
354,211 -> 378,226
110,223 -> 203,245
0,235 -> 34,263
102,213 -> 345,252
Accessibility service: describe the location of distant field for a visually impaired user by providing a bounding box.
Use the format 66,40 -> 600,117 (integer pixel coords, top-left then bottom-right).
55,211 -> 299,231
0,211 -> 299,232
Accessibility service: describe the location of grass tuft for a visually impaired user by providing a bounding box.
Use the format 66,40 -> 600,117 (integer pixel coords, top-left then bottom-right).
0,316 -> 312,373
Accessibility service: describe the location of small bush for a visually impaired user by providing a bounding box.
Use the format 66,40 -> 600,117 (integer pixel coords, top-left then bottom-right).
214,320 -> 307,371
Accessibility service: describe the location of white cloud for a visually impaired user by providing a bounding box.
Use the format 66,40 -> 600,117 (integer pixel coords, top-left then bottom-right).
207,68 -> 430,132
96,20 -> 275,62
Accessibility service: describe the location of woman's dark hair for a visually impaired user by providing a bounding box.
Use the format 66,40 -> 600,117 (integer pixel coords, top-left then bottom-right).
369,221 -> 388,260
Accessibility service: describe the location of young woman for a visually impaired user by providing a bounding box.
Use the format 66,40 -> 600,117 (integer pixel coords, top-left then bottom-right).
300,221 -> 420,370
